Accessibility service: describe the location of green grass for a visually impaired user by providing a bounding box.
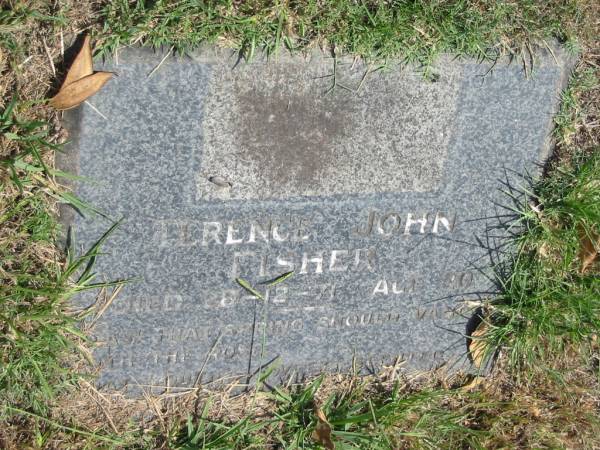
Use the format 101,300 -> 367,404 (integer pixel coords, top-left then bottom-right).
482,151 -> 600,371
0,2 -> 67,62
98,0 -> 584,65
266,377 -> 481,449
0,193 -> 76,415
0,189 -> 124,415
553,66 -> 598,149
172,376 -> 487,449
0,95 -> 75,416
0,87 -> 126,445
0,98 -> 55,187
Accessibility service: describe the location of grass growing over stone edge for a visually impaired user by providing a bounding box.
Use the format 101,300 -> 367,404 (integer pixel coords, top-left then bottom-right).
0,93 -> 130,448
0,2 -> 128,447
98,0 -> 589,65
0,0 -> 599,448
481,150 -> 600,373
472,48 -> 600,375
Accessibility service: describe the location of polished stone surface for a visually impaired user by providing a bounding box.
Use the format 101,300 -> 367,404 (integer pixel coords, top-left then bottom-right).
59,47 -> 572,392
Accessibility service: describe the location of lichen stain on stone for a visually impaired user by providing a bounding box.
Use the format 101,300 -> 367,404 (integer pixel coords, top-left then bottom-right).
234,90 -> 354,190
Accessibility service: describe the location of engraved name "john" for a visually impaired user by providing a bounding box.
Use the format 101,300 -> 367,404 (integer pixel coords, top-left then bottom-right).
354,211 -> 456,237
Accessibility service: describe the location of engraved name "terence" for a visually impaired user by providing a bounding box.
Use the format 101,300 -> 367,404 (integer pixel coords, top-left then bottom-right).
152,218 -> 312,247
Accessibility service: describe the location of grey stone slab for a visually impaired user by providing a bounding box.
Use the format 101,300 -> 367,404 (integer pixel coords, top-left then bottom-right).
59,47 -> 573,393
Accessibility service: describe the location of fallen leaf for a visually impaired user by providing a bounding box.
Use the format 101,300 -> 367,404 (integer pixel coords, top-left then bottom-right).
62,35 -> 93,87
530,405 -> 542,418
537,242 -> 551,259
468,322 -> 489,368
49,35 -> 113,110
49,72 -> 113,110
312,408 -> 334,450
580,230 -> 599,273
460,375 -> 485,392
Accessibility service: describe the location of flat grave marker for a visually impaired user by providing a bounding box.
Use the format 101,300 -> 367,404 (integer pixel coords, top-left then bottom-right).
60,47 -> 573,392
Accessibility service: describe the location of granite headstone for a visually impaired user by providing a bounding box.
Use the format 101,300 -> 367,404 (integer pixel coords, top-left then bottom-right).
60,47 -> 572,392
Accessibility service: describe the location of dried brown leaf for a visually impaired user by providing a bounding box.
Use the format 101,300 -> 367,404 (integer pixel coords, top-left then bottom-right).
468,323 -> 489,368
63,35 -> 93,87
312,408 -> 334,450
530,405 -> 542,418
538,242 -> 551,258
49,72 -> 112,110
580,231 -> 599,273
460,375 -> 485,392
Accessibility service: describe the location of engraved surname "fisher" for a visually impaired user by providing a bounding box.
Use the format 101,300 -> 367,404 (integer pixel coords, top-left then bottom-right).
231,248 -> 376,278
354,211 -> 456,237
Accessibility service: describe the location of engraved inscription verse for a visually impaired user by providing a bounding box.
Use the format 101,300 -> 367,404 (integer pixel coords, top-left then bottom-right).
87,205 -> 475,389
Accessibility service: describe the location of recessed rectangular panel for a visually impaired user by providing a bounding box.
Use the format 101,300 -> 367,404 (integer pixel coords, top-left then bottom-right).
196,59 -> 462,200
